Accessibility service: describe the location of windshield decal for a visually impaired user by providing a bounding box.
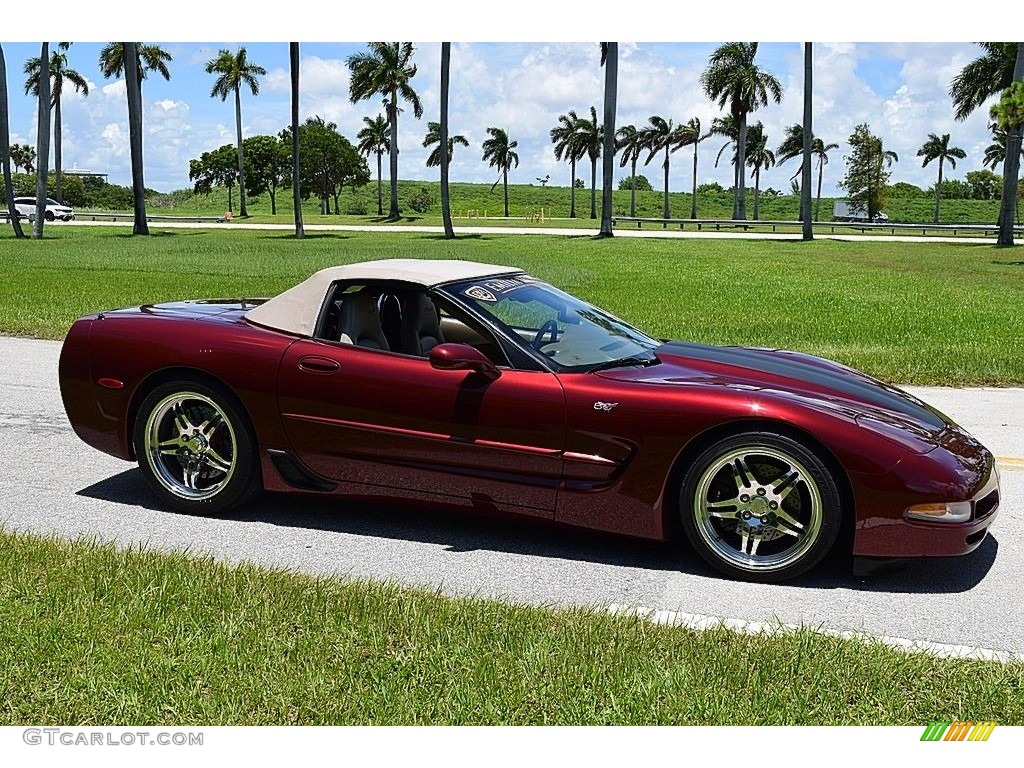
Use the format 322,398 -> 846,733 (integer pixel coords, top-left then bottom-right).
464,285 -> 497,302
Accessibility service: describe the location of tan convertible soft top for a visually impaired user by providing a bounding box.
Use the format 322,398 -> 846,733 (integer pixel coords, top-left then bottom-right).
244,258 -> 523,337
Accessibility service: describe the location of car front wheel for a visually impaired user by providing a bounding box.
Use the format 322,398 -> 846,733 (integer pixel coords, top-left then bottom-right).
133,380 -> 260,514
679,431 -> 842,583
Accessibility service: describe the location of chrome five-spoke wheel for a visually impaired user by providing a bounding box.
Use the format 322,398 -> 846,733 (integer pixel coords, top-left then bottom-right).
134,380 -> 259,514
681,432 -> 842,582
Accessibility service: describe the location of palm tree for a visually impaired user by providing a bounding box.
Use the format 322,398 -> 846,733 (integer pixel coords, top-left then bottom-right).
744,122 -> 775,220
122,44 -> 149,235
347,42 -> 422,221
639,115 -> 689,219
677,117 -> 709,219
575,105 -> 603,219
950,42 -> 1021,245
481,127 -> 518,217
206,47 -> 266,217
31,42 -> 50,239
357,114 -> 390,216
9,143 -> 35,173
700,42 -> 783,220
811,138 -> 838,222
439,42 -> 454,240
599,42 -> 617,238
777,125 -> 838,222
615,124 -> 643,217
551,110 -> 583,218
98,42 -> 171,83
423,121 -> 468,167
290,42 -> 303,239
24,43 -> 88,203
984,126 -> 1009,170
1,44 -> 25,237
917,133 -> 967,224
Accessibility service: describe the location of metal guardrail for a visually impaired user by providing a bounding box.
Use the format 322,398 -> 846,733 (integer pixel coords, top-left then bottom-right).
611,216 -> 1024,237
76,212 -> 226,224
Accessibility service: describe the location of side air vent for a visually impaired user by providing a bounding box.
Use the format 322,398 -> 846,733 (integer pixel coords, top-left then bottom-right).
267,449 -> 336,492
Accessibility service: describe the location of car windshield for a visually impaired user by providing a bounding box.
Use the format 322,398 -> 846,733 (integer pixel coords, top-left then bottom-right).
446,275 -> 659,371
46,199 -> 60,206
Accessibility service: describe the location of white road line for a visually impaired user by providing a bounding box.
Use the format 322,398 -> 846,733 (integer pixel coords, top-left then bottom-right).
607,604 -> 1024,663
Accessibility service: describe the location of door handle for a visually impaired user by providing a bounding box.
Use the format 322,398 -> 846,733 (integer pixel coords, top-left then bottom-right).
298,356 -> 341,374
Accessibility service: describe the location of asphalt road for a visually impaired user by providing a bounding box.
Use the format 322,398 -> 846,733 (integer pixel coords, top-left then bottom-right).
2,336 -> 1021,657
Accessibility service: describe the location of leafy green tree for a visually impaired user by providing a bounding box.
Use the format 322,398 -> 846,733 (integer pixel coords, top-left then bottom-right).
700,42 -> 783,220
744,121 -> 774,220
206,47 -> 266,217
98,43 -> 171,83
1,44 -> 25,237
917,132 -> 967,223
840,123 -> 897,220
357,114 -> 390,216
422,121 -> 469,167
282,116 -> 369,215
481,127 -> 519,217
888,181 -> 926,198
347,42 -> 422,220
575,105 -> 603,220
615,124 -> 643,216
9,143 -> 35,174
992,71 -> 1024,240
950,42 -> 1021,244
618,174 -> 652,191
243,135 -> 289,214
966,169 -> 1003,199
678,117 -> 710,218
639,115 -> 689,219
189,144 -> 238,211
24,43 -> 88,204
551,110 -> 584,218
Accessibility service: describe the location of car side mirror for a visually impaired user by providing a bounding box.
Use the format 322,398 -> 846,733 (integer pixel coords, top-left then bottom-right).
429,343 -> 501,379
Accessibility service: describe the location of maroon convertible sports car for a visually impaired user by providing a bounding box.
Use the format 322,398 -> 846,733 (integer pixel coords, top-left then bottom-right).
59,259 -> 1000,582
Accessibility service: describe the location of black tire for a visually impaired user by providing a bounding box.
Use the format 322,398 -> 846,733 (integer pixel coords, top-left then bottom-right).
44,210 -> 55,221
679,431 -> 842,583
133,379 -> 260,515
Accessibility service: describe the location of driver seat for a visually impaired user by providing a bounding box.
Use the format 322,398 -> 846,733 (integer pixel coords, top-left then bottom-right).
400,293 -> 445,356
337,292 -> 389,351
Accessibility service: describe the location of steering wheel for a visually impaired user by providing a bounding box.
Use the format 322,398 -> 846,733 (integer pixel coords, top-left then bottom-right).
531,319 -> 559,349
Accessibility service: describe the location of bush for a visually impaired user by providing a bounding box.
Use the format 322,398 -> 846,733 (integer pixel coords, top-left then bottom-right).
346,196 -> 368,215
406,186 -> 436,213
618,174 -> 653,192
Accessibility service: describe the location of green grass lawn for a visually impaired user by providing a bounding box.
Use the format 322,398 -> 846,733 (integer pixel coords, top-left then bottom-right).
0,530 -> 1019,725
2,226 -> 1023,385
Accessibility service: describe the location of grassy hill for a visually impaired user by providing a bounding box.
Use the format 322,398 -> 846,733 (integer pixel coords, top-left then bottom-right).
133,180 -> 1012,227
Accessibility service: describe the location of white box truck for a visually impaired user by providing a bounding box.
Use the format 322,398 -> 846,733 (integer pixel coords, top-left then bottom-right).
833,200 -> 889,223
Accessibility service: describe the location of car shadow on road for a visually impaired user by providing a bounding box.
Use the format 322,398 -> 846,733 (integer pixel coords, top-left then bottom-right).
77,468 -> 998,595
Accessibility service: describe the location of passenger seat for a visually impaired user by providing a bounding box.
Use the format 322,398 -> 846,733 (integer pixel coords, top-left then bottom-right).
336,293 -> 389,351
400,293 -> 445,356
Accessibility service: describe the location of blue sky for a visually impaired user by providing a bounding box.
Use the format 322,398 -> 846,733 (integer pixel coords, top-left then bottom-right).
1,40 -> 1004,198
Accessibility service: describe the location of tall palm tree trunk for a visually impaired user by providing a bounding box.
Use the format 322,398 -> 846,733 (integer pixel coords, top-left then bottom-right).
387,96 -> 400,219
802,42 -> 813,240
375,152 -> 383,215
629,156 -> 637,217
934,158 -> 943,224
569,158 -> 577,218
736,112 -> 748,220
440,42 -> 454,239
290,42 -> 303,238
998,43 -> 1024,246
124,43 -> 148,236
54,96 -> 62,202
662,147 -> 670,219
690,143 -> 699,219
0,44 -> 25,238
815,158 -> 824,222
599,42 -> 617,237
590,158 -> 597,219
753,167 -> 760,220
502,168 -> 509,217
233,85 -> 247,216
33,42 -> 50,239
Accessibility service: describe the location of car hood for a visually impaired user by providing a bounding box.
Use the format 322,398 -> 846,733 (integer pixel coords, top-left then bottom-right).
597,341 -> 951,433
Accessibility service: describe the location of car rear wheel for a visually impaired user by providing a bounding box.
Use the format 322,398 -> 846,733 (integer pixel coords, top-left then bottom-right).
679,431 -> 842,583
133,380 -> 260,514
44,210 -> 54,221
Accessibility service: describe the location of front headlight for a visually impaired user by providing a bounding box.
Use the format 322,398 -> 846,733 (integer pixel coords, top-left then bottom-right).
905,501 -> 972,524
